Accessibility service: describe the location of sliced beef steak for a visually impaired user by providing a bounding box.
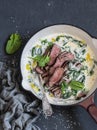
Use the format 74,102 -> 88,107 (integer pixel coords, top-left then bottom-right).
48,85 -> 62,98
54,89 -> 62,98
41,71 -> 49,83
35,66 -> 44,74
49,52 -> 74,75
41,71 -> 49,78
51,86 -> 61,93
35,43 -> 75,99
48,44 -> 61,65
49,67 -> 64,87
43,76 -> 49,83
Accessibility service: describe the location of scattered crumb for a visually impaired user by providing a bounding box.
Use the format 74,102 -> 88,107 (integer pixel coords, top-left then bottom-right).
43,20 -> 47,25
47,2 -> 51,7
47,1 -> 54,7
9,16 -> 16,23
36,109 -> 81,130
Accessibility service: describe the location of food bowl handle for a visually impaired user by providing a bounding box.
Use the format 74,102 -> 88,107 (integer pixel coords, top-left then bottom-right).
79,93 -> 97,123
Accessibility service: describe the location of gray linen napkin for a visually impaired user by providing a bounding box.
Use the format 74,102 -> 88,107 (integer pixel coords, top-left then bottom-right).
0,59 -> 41,130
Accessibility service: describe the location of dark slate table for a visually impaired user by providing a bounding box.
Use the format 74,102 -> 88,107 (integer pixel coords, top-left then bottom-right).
0,0 -> 97,130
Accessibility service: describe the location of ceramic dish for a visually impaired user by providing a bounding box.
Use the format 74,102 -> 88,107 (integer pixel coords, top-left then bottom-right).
21,25 -> 97,123
20,25 -> 97,106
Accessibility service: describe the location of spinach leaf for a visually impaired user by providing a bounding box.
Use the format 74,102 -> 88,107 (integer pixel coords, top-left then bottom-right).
89,69 -> 94,75
61,81 -> 78,99
37,48 -> 42,55
72,38 -> 86,47
81,49 -> 86,55
73,71 -> 80,79
74,50 -> 86,62
6,33 -> 22,54
65,35 -> 73,40
64,46 -> 70,52
69,80 -> 84,91
61,82 -> 72,99
61,81 -> 67,94
56,35 -> 64,41
94,60 -> 97,65
48,42 -> 53,47
41,39 -> 53,47
78,75 -> 85,83
63,41 -> 68,46
41,39 -> 48,45
31,47 -> 36,56
32,47 -> 42,57
63,92 -> 72,99
89,64 -> 95,76
79,58 -> 86,62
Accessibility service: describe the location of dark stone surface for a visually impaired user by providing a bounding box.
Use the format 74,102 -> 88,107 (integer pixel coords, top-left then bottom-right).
0,0 -> 97,130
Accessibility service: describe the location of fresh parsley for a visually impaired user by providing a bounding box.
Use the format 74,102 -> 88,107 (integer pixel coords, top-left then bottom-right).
33,55 -> 50,67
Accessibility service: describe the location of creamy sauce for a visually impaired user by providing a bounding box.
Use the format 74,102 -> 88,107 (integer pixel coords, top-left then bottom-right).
26,33 -> 97,99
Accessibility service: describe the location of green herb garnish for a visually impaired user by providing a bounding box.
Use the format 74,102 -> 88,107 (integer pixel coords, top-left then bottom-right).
33,55 -> 50,67
6,33 -> 22,54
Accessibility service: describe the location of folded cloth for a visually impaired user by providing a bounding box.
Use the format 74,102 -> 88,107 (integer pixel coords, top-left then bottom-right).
0,59 -> 41,130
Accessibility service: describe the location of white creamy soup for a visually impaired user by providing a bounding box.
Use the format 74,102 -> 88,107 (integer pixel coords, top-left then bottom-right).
26,33 -> 97,100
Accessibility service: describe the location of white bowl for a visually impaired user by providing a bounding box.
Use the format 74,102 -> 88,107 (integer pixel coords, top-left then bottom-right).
20,25 -> 97,106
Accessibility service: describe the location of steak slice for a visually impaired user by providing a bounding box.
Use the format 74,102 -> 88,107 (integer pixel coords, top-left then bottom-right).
48,85 -> 62,98
49,52 -> 74,75
48,44 -> 61,65
44,65 -> 49,71
43,76 -> 49,83
35,66 -> 44,74
49,67 -> 64,87
54,89 -> 62,98
41,71 -> 49,78
51,86 -> 61,93
41,71 -> 49,83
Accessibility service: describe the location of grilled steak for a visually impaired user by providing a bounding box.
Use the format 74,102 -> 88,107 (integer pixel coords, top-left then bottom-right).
35,66 -> 44,74
35,44 -> 75,98
49,67 -> 64,87
49,52 -> 74,75
48,44 -> 61,65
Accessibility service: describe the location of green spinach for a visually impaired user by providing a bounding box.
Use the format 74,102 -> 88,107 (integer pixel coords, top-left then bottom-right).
6,33 -> 22,54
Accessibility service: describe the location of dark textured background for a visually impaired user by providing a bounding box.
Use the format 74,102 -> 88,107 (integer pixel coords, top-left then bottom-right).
0,0 -> 97,130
